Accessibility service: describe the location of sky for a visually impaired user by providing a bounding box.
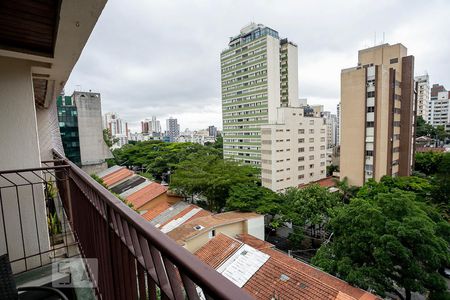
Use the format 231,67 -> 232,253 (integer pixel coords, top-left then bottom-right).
65,0 -> 450,132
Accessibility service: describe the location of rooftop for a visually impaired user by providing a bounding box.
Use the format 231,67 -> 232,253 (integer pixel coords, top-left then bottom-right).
195,234 -> 379,300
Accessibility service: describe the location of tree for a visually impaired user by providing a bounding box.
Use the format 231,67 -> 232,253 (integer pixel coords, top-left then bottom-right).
103,128 -> 118,148
333,177 -> 359,204
226,183 -> 280,215
280,185 -> 341,244
170,155 -> 259,211
416,116 -> 434,137
326,164 -> 339,176
415,152 -> 443,176
312,190 -> 450,300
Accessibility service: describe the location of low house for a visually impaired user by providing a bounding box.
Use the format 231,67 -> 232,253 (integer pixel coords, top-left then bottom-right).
195,233 -> 379,300
168,212 -> 264,253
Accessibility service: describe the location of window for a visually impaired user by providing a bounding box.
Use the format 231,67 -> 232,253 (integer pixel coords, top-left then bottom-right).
309,146 -> 314,151
367,106 -> 375,112
366,150 -> 374,156
366,121 -> 374,127
298,166 -> 304,171
309,155 -> 314,160
298,156 -> 304,162
309,120 -> 314,125
298,175 -> 304,179
320,154 -> 325,158
298,147 -> 304,153
320,145 -> 325,150
298,129 -> 305,134
309,172 -> 314,177
367,91 -> 375,98
309,138 -> 314,142
320,162 -> 325,166
390,58 -> 398,64
208,229 -> 216,238
309,164 -> 314,169
309,129 -> 314,134
298,138 -> 304,143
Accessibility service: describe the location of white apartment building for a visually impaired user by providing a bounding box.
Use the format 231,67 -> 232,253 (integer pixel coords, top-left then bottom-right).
221,23 -> 298,165
415,75 -> 430,121
428,84 -> 450,129
104,112 -> 129,148
261,107 -> 327,192
166,117 -> 180,142
336,103 -> 341,145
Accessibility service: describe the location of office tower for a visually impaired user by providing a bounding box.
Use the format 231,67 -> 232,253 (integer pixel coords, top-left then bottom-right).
166,117 -> 180,142
141,119 -> 149,134
261,107 -> 327,192
221,23 -> 298,165
151,116 -> 162,134
340,43 -> 416,186
428,84 -> 450,129
415,75 -> 430,121
103,112 -> 129,148
336,103 -> 341,145
58,91 -> 112,173
208,125 -> 218,137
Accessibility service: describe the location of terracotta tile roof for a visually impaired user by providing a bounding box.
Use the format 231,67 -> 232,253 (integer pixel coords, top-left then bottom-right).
126,182 -> 168,209
195,233 -> 242,269
102,167 -> 134,187
236,233 -> 273,250
299,176 -> 337,189
167,212 -> 261,244
415,147 -> 446,153
184,209 -> 212,223
195,234 -> 379,300
260,248 -> 378,300
141,201 -> 171,221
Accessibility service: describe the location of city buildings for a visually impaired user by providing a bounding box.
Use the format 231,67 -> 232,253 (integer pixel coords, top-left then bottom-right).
261,107 -> 327,192
141,116 -> 162,136
428,84 -> 450,131
340,43 -> 416,186
103,112 -> 129,148
208,125 -> 218,137
57,91 -> 112,173
165,117 -> 180,142
322,111 -> 338,149
176,129 -> 216,145
221,23 -> 298,165
415,74 -> 430,121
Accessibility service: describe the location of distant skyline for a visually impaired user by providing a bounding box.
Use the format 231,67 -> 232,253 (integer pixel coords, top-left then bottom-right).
65,0 -> 450,132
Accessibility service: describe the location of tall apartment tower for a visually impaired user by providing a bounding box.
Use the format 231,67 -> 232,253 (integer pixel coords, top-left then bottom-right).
166,117 -> 180,142
415,75 -> 430,121
221,23 -> 298,165
340,43 -> 416,186
336,103 -> 341,146
428,84 -> 450,128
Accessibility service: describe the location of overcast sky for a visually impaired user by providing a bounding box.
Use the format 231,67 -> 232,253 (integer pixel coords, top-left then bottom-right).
65,0 -> 450,132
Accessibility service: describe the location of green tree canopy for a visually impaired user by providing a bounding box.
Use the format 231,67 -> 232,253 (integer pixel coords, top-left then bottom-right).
170,154 -> 259,211
312,190 -> 450,300
226,183 -> 281,215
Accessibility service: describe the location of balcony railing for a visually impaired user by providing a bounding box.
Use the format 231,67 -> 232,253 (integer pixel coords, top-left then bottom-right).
0,150 -> 253,300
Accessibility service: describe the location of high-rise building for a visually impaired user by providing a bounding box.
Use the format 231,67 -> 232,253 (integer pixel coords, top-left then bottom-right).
103,112 -> 129,148
166,117 -> 180,142
58,91 -> 112,173
151,116 -> 162,134
208,125 -> 218,137
261,107 -> 327,192
340,43 -> 416,186
221,23 -> 298,165
415,75 -> 430,121
336,103 -> 341,146
428,84 -> 450,130
322,111 -> 338,149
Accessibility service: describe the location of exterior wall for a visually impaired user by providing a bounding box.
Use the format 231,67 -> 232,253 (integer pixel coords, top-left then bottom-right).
246,215 -> 265,240
0,57 -> 50,273
428,90 -> 449,127
340,68 -> 366,186
184,221 -> 245,253
261,107 -> 327,192
340,43 -> 415,186
415,75 -> 429,121
73,91 -> 111,172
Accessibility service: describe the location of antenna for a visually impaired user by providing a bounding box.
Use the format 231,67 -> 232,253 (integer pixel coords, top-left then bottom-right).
382,32 -> 385,44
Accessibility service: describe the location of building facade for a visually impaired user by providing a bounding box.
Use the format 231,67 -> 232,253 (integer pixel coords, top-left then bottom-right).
58,91 -> 112,173
261,107 -> 327,192
221,23 -> 298,165
208,125 -> 218,137
415,75 -> 430,121
340,43 -> 416,186
165,117 -> 180,142
336,103 -> 341,146
103,112 -> 129,148
428,84 -> 450,130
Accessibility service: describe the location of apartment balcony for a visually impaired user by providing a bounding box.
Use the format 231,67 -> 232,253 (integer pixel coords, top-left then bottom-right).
0,150 -> 252,299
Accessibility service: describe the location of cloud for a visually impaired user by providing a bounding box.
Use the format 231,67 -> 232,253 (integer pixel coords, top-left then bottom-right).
65,0 -> 450,132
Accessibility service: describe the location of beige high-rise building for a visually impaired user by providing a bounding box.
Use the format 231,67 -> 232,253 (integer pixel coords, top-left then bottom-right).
340,43 -> 416,186
415,75 -> 430,121
261,107 -> 327,192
